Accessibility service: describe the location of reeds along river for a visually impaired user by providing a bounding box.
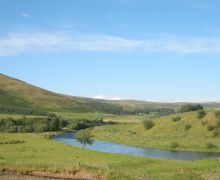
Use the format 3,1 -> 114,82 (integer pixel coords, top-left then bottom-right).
51,133 -> 220,160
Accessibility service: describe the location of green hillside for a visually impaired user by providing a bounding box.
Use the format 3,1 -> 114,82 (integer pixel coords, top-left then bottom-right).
92,110 -> 220,152
1,73 -> 220,114
0,73 -> 91,112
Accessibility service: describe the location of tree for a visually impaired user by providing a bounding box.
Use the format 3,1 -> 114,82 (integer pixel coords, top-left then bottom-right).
48,117 -> 60,131
197,110 -> 206,119
179,104 -> 203,113
75,130 -> 94,147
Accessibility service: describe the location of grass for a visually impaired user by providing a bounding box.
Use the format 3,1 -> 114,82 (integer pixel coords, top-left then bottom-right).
103,115 -> 148,123
54,112 -> 109,121
0,114 -> 45,119
92,111 -> 220,152
0,133 -> 220,179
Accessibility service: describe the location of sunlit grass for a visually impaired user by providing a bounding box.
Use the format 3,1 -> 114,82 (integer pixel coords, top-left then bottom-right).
92,111 -> 220,152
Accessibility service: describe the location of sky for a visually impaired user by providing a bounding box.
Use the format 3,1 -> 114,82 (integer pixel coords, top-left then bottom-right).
1,0 -> 220,102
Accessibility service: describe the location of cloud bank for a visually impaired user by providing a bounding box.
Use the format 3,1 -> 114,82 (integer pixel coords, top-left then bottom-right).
0,31 -> 220,56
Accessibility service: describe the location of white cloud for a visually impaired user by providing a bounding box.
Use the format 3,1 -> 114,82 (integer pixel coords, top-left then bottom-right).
92,95 -> 107,99
112,97 -> 121,100
21,13 -> 32,19
92,95 -> 121,100
0,31 -> 220,56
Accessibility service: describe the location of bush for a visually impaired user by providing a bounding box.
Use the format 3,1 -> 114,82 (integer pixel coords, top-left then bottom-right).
197,110 -> 206,119
0,114 -> 64,133
170,142 -> 179,149
185,124 -> 192,130
34,124 -> 49,132
172,116 -> 181,122
201,120 -> 208,126
206,142 -> 217,149
207,125 -> 215,131
216,119 -> 220,128
215,111 -> 220,119
68,119 -> 105,131
179,104 -> 203,113
0,140 -> 25,144
213,129 -> 220,137
143,120 -> 154,130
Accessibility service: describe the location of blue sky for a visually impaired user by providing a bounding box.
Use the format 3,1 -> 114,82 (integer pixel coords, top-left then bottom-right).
1,0 -> 220,102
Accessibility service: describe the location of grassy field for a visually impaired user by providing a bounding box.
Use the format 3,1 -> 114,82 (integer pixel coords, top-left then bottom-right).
92,111 -> 220,152
0,133 -> 220,180
103,115 -> 149,123
54,112 -> 110,121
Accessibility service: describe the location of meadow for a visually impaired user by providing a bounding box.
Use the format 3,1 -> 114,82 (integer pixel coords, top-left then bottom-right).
0,132 -> 220,180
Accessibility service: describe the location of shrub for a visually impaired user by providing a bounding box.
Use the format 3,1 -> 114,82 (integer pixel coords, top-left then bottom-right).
68,119 -> 105,131
0,114 -> 64,133
179,104 -> 203,113
216,119 -> 220,127
215,111 -> 220,119
143,120 -> 154,130
185,124 -> 192,130
172,116 -> 181,122
170,142 -> 179,149
206,142 -> 217,149
197,110 -> 206,119
213,129 -> 220,137
201,120 -> 208,126
207,125 -> 215,131
0,140 -> 25,144
34,124 -> 49,132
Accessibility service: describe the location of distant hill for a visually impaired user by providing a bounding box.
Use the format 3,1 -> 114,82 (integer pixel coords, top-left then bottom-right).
0,73 -> 220,114
110,99 -> 220,110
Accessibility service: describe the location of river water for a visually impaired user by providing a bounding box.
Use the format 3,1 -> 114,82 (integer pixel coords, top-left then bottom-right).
51,133 -> 220,160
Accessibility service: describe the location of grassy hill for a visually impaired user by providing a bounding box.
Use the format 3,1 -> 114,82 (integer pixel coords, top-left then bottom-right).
0,73 -> 91,112
110,99 -> 220,110
92,110 -> 220,152
1,73 -> 220,114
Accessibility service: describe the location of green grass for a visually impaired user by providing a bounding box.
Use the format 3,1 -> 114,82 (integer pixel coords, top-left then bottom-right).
0,133 -> 220,179
0,114 -> 45,119
54,112 -> 109,120
92,111 -> 220,152
103,115 -> 149,123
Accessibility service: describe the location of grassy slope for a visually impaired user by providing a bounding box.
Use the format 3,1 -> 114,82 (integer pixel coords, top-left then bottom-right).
0,114 -> 45,119
0,133 -> 219,180
92,110 -> 220,152
0,74 -> 90,112
103,115 -> 148,123
2,73 -> 220,114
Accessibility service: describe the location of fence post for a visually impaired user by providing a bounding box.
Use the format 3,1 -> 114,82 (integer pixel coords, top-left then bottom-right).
182,165 -> 184,173
212,161 -> 215,173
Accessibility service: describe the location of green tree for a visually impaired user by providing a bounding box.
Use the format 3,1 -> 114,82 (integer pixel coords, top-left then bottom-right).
179,104 -> 203,113
197,110 -> 206,119
75,130 -> 94,147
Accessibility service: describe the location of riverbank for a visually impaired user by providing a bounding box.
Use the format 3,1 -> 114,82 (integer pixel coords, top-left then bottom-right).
52,132 -> 220,160
92,111 -> 220,153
